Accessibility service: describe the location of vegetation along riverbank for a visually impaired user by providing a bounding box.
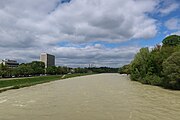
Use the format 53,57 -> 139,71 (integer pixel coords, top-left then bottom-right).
0,73 -> 93,93
119,35 -> 180,90
0,59 -> 117,93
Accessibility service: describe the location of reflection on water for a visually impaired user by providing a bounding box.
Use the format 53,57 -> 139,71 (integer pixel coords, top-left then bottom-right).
0,74 -> 180,120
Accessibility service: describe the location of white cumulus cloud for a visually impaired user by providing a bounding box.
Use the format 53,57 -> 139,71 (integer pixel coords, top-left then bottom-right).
165,18 -> 180,30
159,3 -> 179,15
0,0 -> 168,67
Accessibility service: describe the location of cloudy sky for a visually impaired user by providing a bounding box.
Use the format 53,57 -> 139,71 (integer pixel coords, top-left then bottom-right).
0,0 -> 179,67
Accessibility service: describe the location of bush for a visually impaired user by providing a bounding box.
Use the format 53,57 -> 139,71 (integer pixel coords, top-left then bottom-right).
162,51 -> 180,89
162,35 -> 180,46
128,35 -> 180,89
142,75 -> 162,86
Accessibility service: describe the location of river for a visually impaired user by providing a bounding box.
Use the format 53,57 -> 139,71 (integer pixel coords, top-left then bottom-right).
0,73 -> 180,120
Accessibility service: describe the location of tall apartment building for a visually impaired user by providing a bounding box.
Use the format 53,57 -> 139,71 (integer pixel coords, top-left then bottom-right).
40,53 -> 55,68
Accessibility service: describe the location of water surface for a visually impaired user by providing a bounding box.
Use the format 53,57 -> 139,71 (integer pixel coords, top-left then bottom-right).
0,74 -> 180,120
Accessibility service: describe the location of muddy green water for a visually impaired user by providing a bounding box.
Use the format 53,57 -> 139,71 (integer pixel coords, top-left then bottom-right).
0,74 -> 180,120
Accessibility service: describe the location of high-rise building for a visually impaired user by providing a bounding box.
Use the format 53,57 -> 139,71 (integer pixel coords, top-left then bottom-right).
40,53 -> 55,68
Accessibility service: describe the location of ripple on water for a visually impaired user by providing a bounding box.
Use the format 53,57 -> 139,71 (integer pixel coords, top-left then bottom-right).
0,74 -> 179,120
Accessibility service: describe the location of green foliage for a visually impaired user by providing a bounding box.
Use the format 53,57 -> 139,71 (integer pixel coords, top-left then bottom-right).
28,61 -> 45,75
0,61 -> 45,78
15,61 -> 45,76
58,66 -> 70,74
129,35 -> 180,90
118,64 -> 131,74
0,73 -> 93,92
142,75 -> 162,86
0,75 -> 61,88
0,63 -> 12,77
46,66 -> 59,75
74,67 -> 88,73
162,51 -> 180,89
130,47 -> 150,81
15,64 -> 33,76
148,45 -> 175,77
162,35 -> 180,46
0,60 -> 116,78
46,66 -> 70,75
87,67 -> 118,73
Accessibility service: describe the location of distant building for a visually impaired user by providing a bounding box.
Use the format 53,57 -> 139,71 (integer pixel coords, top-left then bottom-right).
40,53 -> 55,68
1,59 -> 19,68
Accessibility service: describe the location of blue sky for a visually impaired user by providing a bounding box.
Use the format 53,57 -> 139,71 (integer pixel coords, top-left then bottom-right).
0,0 -> 179,67
57,0 -> 180,48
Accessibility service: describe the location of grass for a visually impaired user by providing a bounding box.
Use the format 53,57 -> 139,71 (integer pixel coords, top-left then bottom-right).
0,73 -> 94,93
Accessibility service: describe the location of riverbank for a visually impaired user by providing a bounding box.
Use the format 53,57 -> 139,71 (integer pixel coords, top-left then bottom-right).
0,73 -> 93,93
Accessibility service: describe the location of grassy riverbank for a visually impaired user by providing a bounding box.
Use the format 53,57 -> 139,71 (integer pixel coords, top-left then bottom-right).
0,73 -> 93,93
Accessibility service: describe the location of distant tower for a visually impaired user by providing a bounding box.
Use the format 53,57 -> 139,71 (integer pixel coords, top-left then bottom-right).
40,53 -> 55,68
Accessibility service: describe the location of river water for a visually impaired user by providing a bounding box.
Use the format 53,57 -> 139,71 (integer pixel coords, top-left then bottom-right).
0,73 -> 180,120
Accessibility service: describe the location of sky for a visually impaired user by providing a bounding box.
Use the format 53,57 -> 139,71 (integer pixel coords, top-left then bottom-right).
0,0 -> 179,68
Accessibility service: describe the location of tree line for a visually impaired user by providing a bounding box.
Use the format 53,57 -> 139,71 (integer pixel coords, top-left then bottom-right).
119,35 -> 180,90
0,61 -> 118,78
46,66 -> 118,75
0,61 -> 71,78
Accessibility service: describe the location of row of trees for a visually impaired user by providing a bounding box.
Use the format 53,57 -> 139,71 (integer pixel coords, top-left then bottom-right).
0,60 -> 118,78
0,61 -> 71,77
46,66 -> 70,75
0,61 -> 45,77
46,67 -> 118,75
88,67 -> 118,73
119,35 -> 180,90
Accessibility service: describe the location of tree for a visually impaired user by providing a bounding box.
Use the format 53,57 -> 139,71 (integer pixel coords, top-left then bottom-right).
148,45 -> 175,77
148,45 -> 162,76
46,66 -> 58,75
162,35 -> 180,46
129,35 -> 180,89
74,67 -> 88,73
16,64 -> 33,76
0,63 -> 11,77
130,47 -> 150,82
57,66 -> 69,74
119,64 -> 131,74
162,51 -> 180,89
29,61 -> 45,75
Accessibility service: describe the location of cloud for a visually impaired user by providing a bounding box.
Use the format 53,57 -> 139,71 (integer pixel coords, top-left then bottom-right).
0,44 -> 140,68
0,0 -> 169,67
49,45 -> 140,67
0,0 -> 158,47
159,3 -> 179,15
165,18 -> 180,30
55,0 -> 158,41
168,31 -> 180,36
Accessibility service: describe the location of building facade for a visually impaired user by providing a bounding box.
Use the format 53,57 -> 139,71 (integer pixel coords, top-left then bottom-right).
40,53 -> 55,68
1,59 -> 19,68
